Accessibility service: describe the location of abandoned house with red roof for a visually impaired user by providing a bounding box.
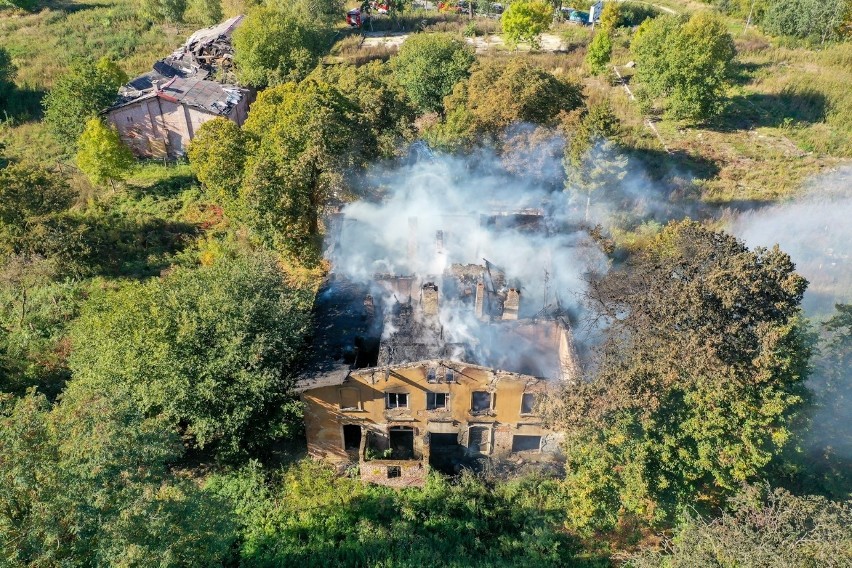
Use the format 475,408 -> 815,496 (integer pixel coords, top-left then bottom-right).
104,15 -> 250,159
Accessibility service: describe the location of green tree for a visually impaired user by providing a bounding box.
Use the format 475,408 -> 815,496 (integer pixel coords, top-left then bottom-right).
188,117 -> 247,208
780,303 -> 852,499
0,47 -> 15,112
232,5 -> 329,88
585,29 -> 612,75
0,0 -> 42,10
210,460 -> 584,566
547,221 -> 812,530
0,163 -> 75,255
392,32 -> 475,114
307,61 -> 418,158
628,485 -> 852,567
94,56 -> 129,88
762,0 -> 850,43
455,58 -> 583,133
436,58 -> 584,148
240,81 -> 359,259
68,251 -> 312,460
75,118 -> 135,187
140,0 -> 188,22
563,101 -> 623,218
598,0 -> 621,31
42,58 -> 128,150
632,12 -> 736,122
502,0 -> 554,49
0,258 -> 84,398
0,390 -> 235,565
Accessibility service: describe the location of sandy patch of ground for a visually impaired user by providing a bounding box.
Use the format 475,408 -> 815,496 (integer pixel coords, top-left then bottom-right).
360,31 -> 567,53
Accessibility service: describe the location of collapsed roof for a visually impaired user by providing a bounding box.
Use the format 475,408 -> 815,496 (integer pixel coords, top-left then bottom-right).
298,207 -> 581,389
108,15 -> 246,115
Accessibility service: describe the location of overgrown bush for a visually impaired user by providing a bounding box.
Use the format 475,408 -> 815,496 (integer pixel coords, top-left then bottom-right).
209,460 -> 595,567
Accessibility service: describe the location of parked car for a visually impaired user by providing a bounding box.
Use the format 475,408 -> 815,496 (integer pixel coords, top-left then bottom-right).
346,8 -> 366,27
567,9 -> 589,24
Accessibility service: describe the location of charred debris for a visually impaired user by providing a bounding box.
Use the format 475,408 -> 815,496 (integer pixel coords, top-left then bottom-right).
299,206 -> 582,390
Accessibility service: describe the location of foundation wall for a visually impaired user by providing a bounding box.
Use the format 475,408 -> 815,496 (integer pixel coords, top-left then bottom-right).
360,460 -> 427,488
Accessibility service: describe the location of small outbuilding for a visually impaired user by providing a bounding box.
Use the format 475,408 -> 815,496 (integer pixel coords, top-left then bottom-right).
104,15 -> 251,159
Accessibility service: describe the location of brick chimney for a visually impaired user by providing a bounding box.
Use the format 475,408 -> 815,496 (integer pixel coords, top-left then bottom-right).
502,288 -> 520,320
474,280 -> 486,320
421,282 -> 439,316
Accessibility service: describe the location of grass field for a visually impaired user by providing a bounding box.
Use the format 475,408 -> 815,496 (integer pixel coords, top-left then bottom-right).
600,3 -> 852,203
1,0 -> 850,204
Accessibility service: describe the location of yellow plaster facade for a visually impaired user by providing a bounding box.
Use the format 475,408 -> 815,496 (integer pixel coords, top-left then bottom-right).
300,359 -> 563,485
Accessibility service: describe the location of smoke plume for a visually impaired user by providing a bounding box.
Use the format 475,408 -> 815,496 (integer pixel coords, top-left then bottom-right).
731,165 -> 852,461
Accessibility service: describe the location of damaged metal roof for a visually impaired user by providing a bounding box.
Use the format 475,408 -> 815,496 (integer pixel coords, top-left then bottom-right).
107,15 -> 246,115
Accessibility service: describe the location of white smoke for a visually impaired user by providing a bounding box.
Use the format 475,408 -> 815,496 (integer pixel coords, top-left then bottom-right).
731,164 -> 852,461
731,165 -> 852,316
330,148 -> 604,303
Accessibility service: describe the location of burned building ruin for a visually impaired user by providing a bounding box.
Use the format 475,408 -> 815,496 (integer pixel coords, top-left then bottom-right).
298,206 -> 582,487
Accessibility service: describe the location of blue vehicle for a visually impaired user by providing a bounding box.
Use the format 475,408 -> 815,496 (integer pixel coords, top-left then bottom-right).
569,9 -> 589,24
560,7 -> 589,24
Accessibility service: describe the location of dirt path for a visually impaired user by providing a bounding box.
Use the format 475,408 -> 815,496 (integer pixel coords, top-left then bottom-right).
615,0 -> 678,15
362,31 -> 568,53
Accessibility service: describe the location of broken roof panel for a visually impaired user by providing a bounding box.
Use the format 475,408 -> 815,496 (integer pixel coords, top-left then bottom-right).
108,15 -> 245,112
181,14 -> 244,51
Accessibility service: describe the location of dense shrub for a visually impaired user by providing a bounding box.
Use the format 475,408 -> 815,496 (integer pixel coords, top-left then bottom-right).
209,460 -> 596,568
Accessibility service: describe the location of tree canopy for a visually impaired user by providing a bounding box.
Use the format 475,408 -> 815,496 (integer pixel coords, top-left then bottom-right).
42,58 -> 128,151
139,0 -> 187,22
0,390 -> 234,565
67,251 -> 312,460
628,485 -> 852,567
189,75 -> 398,260
0,163 -> 75,257
232,4 -> 331,88
209,460 -> 587,567
187,117 -> 247,210
0,47 -> 14,112
430,58 -> 583,150
585,30 -> 613,75
632,12 -> 735,122
501,0 -> 554,49
762,0 -> 850,43
245,80 -> 357,259
75,118 -> 135,187
306,61 -> 417,158
392,32 -> 475,114
547,221 -> 812,530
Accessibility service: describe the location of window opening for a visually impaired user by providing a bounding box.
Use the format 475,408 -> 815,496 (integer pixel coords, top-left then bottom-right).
389,427 -> 415,459
511,435 -> 542,452
387,466 -> 401,478
427,392 -> 448,410
471,391 -> 491,412
343,424 -> 362,451
521,393 -> 536,415
385,392 -> 409,409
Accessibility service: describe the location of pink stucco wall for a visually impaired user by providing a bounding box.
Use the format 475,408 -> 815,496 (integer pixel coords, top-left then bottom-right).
106,93 -> 249,159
